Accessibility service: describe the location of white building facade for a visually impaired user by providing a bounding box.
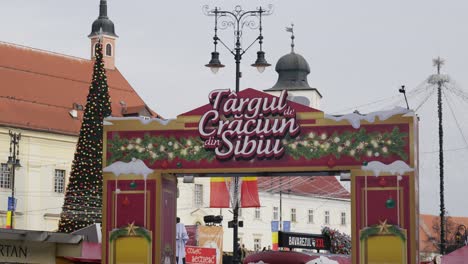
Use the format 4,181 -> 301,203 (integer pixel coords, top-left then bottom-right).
177,177 -> 351,252
0,128 -> 76,230
0,0 -> 154,232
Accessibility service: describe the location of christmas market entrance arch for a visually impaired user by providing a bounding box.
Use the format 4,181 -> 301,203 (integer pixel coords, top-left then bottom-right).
101,88 -> 419,264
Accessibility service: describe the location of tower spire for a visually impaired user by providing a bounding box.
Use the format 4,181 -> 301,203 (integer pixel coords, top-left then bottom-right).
286,23 -> 295,53
89,0 -> 118,70
99,0 -> 108,18
89,0 -> 117,38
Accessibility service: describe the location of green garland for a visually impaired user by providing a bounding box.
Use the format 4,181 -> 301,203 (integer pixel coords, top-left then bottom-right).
109,226 -> 152,243
108,134 -> 214,164
360,224 -> 406,242
107,127 -> 408,163
284,127 -> 408,161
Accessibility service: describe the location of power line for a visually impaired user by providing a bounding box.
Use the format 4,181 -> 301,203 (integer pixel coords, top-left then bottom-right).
443,89 -> 468,149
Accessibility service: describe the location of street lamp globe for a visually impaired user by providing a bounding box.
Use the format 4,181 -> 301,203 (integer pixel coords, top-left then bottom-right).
205,51 -> 225,74
251,51 -> 271,73
7,156 -> 14,168
7,156 -> 21,169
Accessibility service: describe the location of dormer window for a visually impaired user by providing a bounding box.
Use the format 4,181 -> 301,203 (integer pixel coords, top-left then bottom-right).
106,43 -> 112,56
72,103 -> 84,111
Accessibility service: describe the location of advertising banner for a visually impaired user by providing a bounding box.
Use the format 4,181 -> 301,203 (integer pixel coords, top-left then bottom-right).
271,221 -> 279,232
8,197 -> 16,211
277,231 -> 330,251
282,221 -> 291,232
185,246 -> 217,264
198,226 -> 223,264
185,225 -> 198,247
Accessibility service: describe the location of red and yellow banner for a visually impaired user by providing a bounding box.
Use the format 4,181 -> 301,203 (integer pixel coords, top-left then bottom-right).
5,211 -> 12,229
240,177 -> 260,208
272,232 -> 278,251
209,177 -> 231,208
210,177 -> 260,208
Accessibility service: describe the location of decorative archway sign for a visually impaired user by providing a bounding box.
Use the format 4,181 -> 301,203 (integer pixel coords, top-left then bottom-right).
101,88 -> 419,264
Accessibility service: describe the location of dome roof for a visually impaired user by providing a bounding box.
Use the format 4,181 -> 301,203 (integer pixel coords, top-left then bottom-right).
275,52 -> 310,73
265,51 -> 318,92
88,0 -> 118,38
89,18 -> 117,38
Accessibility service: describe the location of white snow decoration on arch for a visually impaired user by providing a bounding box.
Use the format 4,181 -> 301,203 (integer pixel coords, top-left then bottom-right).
324,107 -> 411,129
104,116 -> 174,126
103,158 -> 153,179
305,256 -> 339,264
362,160 -> 413,177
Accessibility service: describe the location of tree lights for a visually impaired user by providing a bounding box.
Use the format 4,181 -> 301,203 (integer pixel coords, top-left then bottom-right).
58,40 -> 112,233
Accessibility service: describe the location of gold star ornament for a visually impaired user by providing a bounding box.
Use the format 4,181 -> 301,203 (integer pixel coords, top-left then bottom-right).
125,222 -> 139,236
377,219 -> 392,234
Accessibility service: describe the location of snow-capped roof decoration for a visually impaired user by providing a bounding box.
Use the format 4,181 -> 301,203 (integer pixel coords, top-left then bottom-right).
105,116 -> 174,126
103,158 -> 153,179
324,107 -> 411,129
362,160 -> 413,177
305,256 -> 339,264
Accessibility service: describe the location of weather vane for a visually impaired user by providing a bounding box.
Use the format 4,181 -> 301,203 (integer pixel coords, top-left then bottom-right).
286,23 -> 295,52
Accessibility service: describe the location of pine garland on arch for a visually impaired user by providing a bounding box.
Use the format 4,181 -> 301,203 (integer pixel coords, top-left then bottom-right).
283,127 -> 408,161
107,134 -> 214,164
106,127 -> 408,164
58,40 -> 112,233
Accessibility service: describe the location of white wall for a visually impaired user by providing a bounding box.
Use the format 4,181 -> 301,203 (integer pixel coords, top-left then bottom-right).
0,127 -> 76,230
267,90 -> 321,110
176,177 -> 351,253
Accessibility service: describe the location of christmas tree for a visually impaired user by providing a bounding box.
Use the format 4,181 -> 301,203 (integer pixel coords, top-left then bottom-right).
58,40 -> 112,233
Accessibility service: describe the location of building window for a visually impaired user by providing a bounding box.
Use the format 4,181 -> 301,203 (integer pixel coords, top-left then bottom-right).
308,209 -> 314,224
255,208 -> 261,219
325,211 -> 330,225
106,43 -> 112,56
254,238 -> 261,252
194,184 -> 203,207
291,208 -> 297,222
54,169 -> 66,193
0,164 -> 11,189
273,207 -> 278,220
341,212 -> 346,225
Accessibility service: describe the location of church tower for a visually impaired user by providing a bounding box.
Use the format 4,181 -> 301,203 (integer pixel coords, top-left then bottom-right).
264,25 -> 322,109
89,0 -> 118,70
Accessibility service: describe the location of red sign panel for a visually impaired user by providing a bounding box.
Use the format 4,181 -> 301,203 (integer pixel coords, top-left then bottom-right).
105,88 -> 411,172
185,246 -> 217,264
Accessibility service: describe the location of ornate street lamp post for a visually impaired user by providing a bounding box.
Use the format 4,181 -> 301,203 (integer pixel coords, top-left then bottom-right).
7,131 -> 21,229
204,5 -> 272,264
204,5 -> 273,92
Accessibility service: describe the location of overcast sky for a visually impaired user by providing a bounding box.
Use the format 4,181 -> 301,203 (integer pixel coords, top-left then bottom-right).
2,0 -> 468,217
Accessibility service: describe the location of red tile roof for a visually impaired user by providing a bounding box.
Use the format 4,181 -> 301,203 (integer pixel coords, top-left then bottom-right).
0,41 -> 157,136
257,176 -> 350,199
419,214 -> 468,253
